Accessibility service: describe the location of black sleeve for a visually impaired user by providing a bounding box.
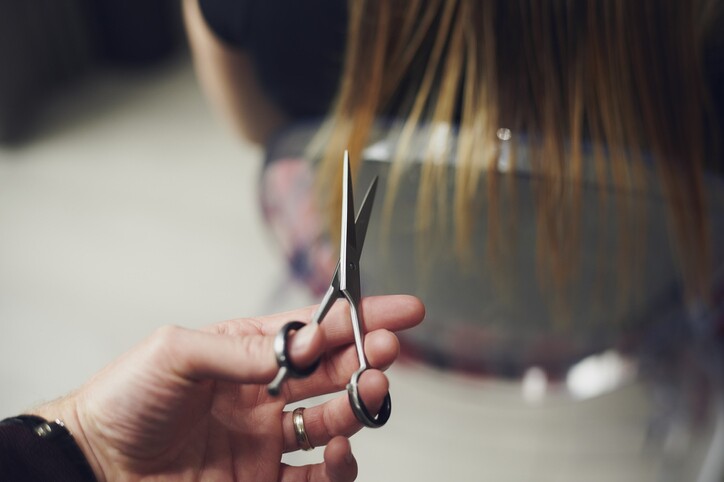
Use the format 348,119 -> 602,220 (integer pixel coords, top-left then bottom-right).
0,418 -> 96,481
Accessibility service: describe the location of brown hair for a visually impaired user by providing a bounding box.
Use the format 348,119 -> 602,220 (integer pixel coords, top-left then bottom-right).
316,0 -> 721,306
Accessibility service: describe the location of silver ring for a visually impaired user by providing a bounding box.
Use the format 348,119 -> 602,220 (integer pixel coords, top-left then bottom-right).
292,407 -> 314,451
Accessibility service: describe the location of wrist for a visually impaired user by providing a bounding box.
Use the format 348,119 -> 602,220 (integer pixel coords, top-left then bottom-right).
31,395 -> 107,482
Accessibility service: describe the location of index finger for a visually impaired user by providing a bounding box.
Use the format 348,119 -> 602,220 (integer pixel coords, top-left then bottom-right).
259,295 -> 425,342
188,295 -> 423,385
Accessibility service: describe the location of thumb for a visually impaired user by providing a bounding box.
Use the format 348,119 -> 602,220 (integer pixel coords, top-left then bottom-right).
149,323 -> 324,385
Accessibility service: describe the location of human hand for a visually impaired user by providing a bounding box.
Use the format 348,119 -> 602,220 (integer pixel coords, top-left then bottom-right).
34,295 -> 424,481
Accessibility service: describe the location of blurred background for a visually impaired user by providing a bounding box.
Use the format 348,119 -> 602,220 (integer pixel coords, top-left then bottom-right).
0,0 -> 311,413
0,1 -> 184,144
0,0 -> 310,405
0,3 -> 721,481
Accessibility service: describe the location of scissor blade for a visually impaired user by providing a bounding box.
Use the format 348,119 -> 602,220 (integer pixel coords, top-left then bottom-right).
353,175 -> 378,255
339,151 -> 357,292
316,173 -> 377,322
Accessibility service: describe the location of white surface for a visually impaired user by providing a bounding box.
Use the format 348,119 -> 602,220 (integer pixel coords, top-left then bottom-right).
0,58 -> 713,481
0,58 -> 307,414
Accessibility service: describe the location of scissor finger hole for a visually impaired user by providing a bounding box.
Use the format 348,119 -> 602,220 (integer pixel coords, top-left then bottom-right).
274,321 -> 320,378
346,370 -> 392,428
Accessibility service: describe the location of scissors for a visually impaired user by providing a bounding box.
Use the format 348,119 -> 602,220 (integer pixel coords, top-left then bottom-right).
267,150 -> 391,428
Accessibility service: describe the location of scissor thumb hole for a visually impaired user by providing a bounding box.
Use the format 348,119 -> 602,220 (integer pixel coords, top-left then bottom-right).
288,322 -> 326,370
353,369 -> 389,417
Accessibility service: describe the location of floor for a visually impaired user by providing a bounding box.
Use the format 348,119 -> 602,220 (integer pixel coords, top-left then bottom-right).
0,57 -> 718,481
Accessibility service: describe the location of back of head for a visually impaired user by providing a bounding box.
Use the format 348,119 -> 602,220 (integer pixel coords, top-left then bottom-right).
317,0 -> 723,307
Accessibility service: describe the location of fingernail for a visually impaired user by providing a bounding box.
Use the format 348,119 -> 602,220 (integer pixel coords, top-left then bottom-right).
290,323 -> 317,358
345,452 -> 355,465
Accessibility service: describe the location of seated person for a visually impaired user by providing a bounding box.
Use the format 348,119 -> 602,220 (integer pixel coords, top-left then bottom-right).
185,1 -> 724,479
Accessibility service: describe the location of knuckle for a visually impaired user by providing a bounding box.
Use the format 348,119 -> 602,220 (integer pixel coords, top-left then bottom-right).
234,335 -> 259,361
151,324 -> 183,348
147,325 -> 186,362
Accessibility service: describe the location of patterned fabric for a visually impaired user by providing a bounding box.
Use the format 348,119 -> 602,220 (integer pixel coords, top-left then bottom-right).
260,157 -> 337,297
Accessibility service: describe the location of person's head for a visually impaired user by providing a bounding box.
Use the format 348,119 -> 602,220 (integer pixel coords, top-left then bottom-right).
316,0 -> 722,306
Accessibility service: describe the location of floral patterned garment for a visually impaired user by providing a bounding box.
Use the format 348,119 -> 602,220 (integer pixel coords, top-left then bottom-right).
259,140 -> 724,387
258,144 -> 724,478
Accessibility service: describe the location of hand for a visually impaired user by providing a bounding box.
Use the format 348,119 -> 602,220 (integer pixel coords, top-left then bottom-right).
34,295 -> 424,481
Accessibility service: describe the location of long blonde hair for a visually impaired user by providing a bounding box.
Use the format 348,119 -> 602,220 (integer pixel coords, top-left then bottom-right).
316,0 -> 721,306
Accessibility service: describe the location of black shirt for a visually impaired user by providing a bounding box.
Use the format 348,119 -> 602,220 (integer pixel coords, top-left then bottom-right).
198,0 -> 347,120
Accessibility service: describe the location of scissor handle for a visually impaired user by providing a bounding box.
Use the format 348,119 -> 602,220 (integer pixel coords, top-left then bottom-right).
347,368 -> 392,428
267,321 -> 321,396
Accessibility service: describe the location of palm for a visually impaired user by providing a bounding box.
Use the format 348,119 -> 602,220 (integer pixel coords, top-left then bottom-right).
146,383 -> 288,481
84,321 -> 292,479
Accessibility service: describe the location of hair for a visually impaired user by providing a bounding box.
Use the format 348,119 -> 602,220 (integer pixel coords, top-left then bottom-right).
315,0 -> 722,309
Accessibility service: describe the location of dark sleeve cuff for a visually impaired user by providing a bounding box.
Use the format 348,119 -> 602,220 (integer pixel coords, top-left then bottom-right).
0,416 -> 96,481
